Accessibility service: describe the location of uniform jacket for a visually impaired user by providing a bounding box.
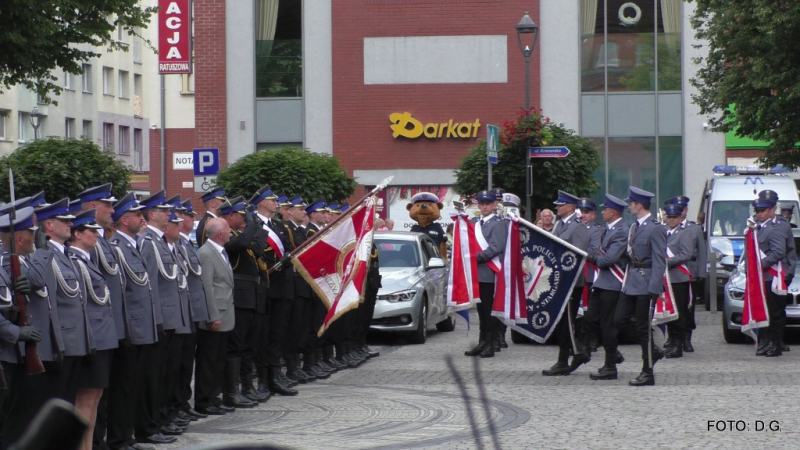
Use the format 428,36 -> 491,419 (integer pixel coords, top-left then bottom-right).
92,236 -> 128,341
553,213 -> 591,287
1,247 -> 64,361
757,217 -> 790,282
110,232 -> 159,345
593,219 -> 629,291
777,216 -> 798,277
622,214 -> 667,296
681,221 -> 707,279
139,227 -> 187,331
197,241 -> 235,332
27,243 -> 94,356
172,248 -> 194,335
195,211 -> 215,248
177,235 -> 210,323
410,222 -> 447,246
287,220 -> 313,299
0,266 -> 21,364
225,218 -> 264,310
260,216 -> 291,300
69,248 -> 118,351
471,215 -> 507,283
665,226 -> 693,283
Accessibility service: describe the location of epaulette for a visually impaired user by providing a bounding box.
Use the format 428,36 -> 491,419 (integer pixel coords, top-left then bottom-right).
143,235 -> 153,240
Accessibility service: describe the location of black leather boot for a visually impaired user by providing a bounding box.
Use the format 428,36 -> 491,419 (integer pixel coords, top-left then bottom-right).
480,332 -> 495,358
223,358 -> 257,408
241,362 -> 270,402
312,348 -> 334,376
464,332 -> 486,357
756,334 -> 771,356
257,367 -> 273,398
568,345 -> 591,373
683,331 -> 695,352
542,347 -> 570,376
497,330 -> 509,349
268,366 -> 299,396
302,352 -> 322,380
323,345 -> 347,369
628,370 -> 655,386
665,336 -> 683,358
589,352 -> 619,380
286,356 -> 311,384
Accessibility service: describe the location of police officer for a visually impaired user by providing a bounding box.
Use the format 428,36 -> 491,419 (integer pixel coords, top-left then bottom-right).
780,205 -> 798,228
196,189 -> 227,247
110,192 -> 171,446
542,191 -> 591,376
464,190 -> 507,358
586,195 -> 629,381
662,204 -> 693,359
612,187 -> 667,386
776,201 -> 797,353
578,197 -> 604,354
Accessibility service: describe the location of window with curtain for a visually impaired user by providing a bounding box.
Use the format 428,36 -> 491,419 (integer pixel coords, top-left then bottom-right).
256,0 -> 303,98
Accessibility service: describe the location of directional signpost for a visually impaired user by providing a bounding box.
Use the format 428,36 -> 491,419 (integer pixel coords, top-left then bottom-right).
487,124 -> 499,190
526,146 -> 571,220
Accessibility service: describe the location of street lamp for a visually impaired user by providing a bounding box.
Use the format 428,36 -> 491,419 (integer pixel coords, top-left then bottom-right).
516,11 -> 539,221
29,107 -> 41,140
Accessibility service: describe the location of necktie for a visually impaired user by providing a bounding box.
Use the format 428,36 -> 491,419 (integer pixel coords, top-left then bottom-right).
479,219 -> 484,226
221,249 -> 230,265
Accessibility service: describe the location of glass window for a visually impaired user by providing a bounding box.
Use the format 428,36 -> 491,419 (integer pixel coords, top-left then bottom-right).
658,136 -> 683,204
134,128 -> 144,170
103,123 -> 114,151
608,137 -> 656,200
256,0 -> 302,98
118,70 -> 129,98
118,126 -> 130,155
82,120 -> 93,139
18,112 -> 30,142
375,239 -> 420,267
0,113 -> 5,140
64,70 -> 74,90
65,118 -> 75,138
103,67 -> 114,95
82,64 -> 93,93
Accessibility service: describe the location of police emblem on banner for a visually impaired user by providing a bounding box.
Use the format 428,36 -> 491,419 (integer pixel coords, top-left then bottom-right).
509,221 -> 587,343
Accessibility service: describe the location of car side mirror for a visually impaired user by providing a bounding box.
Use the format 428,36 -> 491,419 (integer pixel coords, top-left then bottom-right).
426,257 -> 446,269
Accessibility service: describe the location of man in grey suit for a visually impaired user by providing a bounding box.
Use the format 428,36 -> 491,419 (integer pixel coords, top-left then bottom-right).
611,187 -> 667,386
662,204 -> 694,359
464,190 -> 507,358
543,191 -> 591,376
195,218 -> 235,415
586,195 -> 629,381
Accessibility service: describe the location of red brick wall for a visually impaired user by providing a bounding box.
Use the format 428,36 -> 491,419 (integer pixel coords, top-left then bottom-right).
332,0 -> 541,175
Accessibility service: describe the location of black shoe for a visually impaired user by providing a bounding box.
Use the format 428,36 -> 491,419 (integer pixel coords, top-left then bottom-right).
611,350 -> 625,365
629,371 -> 655,386
756,339 -> 771,356
186,408 -> 208,419
683,335 -> 695,353
216,403 -> 235,412
665,345 -> 683,359
311,363 -> 332,379
780,341 -> 790,352
324,357 -> 347,370
223,392 -> 256,408
137,434 -> 177,444
589,366 -> 618,380
542,362 -> 570,376
765,344 -> 783,357
365,346 -> 380,358
242,386 -> 270,403
652,347 -> 665,367
588,337 -> 599,353
158,424 -> 184,436
269,367 -> 299,396
171,415 -> 191,426
176,410 -> 196,422
196,406 -> 226,416
464,343 -> 485,357
568,352 -> 591,373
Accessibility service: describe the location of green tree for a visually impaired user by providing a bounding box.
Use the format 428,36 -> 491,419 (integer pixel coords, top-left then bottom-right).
454,109 -> 600,212
214,147 -> 356,202
0,0 -> 156,102
0,137 -> 132,201
691,0 -> 800,167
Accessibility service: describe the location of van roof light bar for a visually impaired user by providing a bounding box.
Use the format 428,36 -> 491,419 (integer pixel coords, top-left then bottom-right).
712,164 -> 791,175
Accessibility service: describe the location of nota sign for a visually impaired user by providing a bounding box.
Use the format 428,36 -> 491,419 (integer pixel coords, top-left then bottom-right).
158,0 -> 192,74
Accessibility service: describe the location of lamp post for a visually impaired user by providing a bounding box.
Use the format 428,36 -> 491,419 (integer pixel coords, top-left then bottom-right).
516,11 -> 539,221
29,107 -> 41,140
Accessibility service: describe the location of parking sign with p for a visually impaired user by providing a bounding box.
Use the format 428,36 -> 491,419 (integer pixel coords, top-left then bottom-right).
193,148 -> 220,176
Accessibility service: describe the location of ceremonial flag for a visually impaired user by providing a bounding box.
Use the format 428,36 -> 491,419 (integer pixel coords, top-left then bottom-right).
578,260 -> 598,317
492,216 -> 587,343
491,217 -> 526,323
446,212 -> 481,326
292,197 -> 376,336
265,226 -> 284,259
651,269 -> 678,326
741,225 -> 769,340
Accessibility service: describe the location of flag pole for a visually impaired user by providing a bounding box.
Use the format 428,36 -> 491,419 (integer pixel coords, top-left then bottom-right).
269,175 -> 394,273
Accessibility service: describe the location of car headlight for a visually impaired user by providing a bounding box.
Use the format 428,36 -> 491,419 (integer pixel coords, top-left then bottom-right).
727,287 -> 744,301
378,289 -> 417,303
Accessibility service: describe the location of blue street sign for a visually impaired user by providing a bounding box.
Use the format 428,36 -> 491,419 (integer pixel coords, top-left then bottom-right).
529,146 -> 571,158
193,148 -> 220,176
486,124 -> 499,164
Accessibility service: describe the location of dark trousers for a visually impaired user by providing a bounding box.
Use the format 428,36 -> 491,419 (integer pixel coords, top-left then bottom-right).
585,288 -> 621,353
766,282 -> 787,344
174,332 -> 197,413
554,289 -> 583,351
357,286 -> 379,346
304,294 -> 328,354
284,295 -> 312,357
106,343 -> 138,449
228,308 -> 260,375
158,330 -> 182,424
477,282 -> 498,334
262,297 -> 290,367
133,343 -> 161,439
194,329 -> 229,410
689,279 -> 704,330
612,293 -> 654,371
666,282 -> 690,342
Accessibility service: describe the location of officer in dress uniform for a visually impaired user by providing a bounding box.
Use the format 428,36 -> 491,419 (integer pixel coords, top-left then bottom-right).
611,187 -> 667,386
68,209 -> 119,450
586,195 -> 629,381
780,205 -> 798,228
137,190 -> 187,438
110,192 -> 173,446
752,190 -> 793,357
196,189 -> 227,248
542,191 -> 591,376
775,202 -> 797,353
664,195 -> 707,353
464,190 -> 507,358
577,197 -> 604,353
662,204 -> 693,359
495,193 -> 522,350
0,207 -> 49,448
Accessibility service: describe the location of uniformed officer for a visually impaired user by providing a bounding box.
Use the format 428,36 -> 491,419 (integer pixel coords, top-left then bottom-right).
68,209 -> 119,450
775,201 -> 797,353
578,197 -> 604,354
464,190 -> 507,358
780,205 -> 798,228
196,189 -> 227,247
495,193 -> 521,350
218,197 -> 264,406
586,195 -> 629,381
137,190 -> 187,437
542,191 -> 591,376
611,187 -> 667,386
662,204 -> 693,359
752,190 -> 792,357
664,195 -> 707,353
110,192 -> 174,446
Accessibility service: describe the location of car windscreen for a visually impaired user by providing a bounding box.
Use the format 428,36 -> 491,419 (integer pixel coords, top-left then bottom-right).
376,239 -> 420,268
711,200 -> 800,238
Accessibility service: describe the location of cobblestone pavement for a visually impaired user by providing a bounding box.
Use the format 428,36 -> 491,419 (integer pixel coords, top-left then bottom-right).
163,310 -> 800,449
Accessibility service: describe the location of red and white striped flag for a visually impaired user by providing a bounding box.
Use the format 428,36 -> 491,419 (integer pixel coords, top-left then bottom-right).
446,212 -> 480,314
491,218 -> 526,323
742,226 -> 769,340
291,197 -> 376,336
264,226 -> 284,259
652,269 -> 678,325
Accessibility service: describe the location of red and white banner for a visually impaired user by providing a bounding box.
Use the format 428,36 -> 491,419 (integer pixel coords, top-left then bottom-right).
264,226 -> 284,259
652,270 -> 678,325
158,0 -> 192,74
292,197 -> 376,336
474,218 -> 501,273
446,213 -> 480,312
491,218 -> 526,323
742,226 -> 770,339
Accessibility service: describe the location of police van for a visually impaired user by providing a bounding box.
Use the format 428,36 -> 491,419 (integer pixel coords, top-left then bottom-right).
699,165 -> 800,309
